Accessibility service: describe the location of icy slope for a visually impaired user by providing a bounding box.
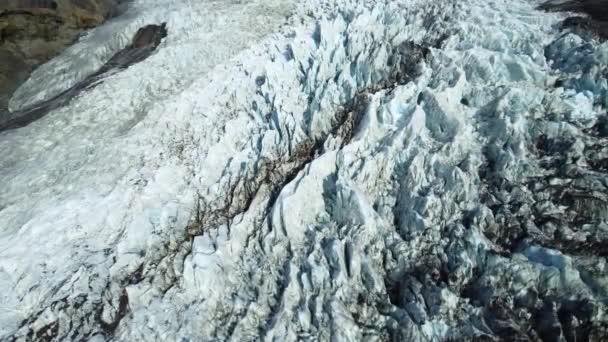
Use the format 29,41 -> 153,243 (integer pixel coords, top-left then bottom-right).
2,0 -> 608,340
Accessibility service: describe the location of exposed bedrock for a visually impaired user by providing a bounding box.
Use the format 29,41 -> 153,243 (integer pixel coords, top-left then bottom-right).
0,0 -> 123,113
0,23 -> 167,132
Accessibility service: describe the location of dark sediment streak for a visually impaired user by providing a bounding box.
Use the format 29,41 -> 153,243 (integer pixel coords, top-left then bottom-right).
0,23 -> 167,133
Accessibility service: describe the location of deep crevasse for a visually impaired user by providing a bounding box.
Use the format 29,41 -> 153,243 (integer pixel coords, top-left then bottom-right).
2,0 -> 608,340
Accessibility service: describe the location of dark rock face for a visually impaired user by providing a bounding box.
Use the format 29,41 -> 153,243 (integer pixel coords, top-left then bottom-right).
0,23 -> 167,132
0,0 -> 121,114
97,23 -> 167,72
7,0 -> 59,10
540,0 -> 608,39
540,0 -> 608,21
0,49 -> 29,118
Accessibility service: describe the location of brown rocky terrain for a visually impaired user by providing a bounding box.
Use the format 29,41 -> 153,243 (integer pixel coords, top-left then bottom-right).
0,0 -> 119,113
0,23 -> 167,132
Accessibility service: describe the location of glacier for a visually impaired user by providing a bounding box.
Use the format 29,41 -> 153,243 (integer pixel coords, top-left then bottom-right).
1,0 -> 608,340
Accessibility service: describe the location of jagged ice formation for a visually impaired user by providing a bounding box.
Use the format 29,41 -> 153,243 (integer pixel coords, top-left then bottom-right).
1,0 -> 608,340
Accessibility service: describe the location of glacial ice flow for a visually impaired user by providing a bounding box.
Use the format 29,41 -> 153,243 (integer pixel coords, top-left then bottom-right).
2,0 -> 608,340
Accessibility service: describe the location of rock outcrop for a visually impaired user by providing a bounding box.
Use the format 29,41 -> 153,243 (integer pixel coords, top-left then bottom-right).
540,0 -> 608,39
0,23 -> 167,132
0,0 -> 119,112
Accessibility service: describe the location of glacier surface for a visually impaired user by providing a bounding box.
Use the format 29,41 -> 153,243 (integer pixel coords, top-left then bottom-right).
2,0 -> 608,340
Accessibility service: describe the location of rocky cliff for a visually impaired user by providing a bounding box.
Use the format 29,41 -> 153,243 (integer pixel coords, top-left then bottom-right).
0,0 -> 118,112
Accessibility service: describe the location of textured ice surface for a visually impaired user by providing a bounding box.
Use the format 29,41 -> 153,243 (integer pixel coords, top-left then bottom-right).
2,0 -> 608,340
